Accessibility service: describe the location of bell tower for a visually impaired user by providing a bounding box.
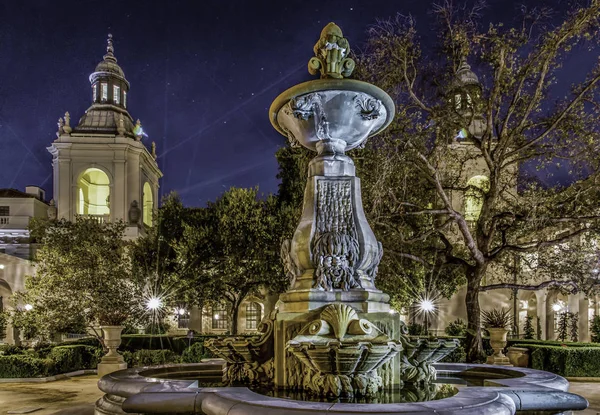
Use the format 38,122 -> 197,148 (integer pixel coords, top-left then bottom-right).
47,35 -> 162,238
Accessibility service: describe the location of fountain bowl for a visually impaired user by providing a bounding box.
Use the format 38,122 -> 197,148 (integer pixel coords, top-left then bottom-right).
269,79 -> 395,152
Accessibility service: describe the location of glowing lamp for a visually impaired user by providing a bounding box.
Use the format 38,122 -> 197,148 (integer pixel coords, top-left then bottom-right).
552,303 -> 563,312
24,304 -> 33,311
147,297 -> 162,310
419,299 -> 435,313
0,264 -> 5,269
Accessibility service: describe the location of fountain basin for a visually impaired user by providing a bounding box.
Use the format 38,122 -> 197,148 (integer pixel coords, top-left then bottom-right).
269,79 -> 395,152
94,361 -> 588,415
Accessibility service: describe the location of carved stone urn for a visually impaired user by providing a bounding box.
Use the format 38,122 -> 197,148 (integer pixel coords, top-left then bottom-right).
270,22 -> 395,314
98,326 -> 127,377
486,328 -> 512,366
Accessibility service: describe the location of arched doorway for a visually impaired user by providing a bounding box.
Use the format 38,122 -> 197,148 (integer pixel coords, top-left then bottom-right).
77,168 -> 110,222
546,291 -> 568,340
519,291 -> 539,339
143,182 -> 153,227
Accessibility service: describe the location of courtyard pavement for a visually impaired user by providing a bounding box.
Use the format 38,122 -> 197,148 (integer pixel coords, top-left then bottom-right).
0,375 -> 598,415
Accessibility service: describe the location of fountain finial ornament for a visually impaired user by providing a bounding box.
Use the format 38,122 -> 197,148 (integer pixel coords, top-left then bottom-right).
308,22 -> 355,79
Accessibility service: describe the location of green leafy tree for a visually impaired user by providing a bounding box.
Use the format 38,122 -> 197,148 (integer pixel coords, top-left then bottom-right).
556,312 -> 569,342
175,187 -> 290,334
523,315 -> 535,340
355,0 -> 600,361
11,218 -> 143,346
569,312 -> 579,342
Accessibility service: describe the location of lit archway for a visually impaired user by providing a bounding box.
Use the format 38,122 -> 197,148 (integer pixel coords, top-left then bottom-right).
464,175 -> 490,221
143,182 -> 153,227
77,168 -> 110,220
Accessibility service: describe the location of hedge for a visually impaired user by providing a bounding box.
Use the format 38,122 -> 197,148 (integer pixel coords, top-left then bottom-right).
0,345 -> 102,378
508,338 -> 600,348
513,344 -> 600,377
122,349 -> 181,367
0,355 -> 55,378
119,334 -> 227,354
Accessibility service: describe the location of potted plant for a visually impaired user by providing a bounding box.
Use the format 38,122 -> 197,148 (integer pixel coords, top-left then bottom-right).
481,308 -> 512,366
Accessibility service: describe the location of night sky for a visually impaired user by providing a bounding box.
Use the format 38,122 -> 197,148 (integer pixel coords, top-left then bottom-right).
0,0 -> 593,206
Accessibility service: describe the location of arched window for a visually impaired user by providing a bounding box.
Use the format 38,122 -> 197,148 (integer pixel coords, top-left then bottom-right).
77,168 -> 110,222
464,175 -> 490,221
211,304 -> 228,330
245,302 -> 261,330
143,182 -> 153,227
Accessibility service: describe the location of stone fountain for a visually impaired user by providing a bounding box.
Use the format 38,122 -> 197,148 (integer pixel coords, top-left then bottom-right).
206,22 -> 454,399
94,22 -> 589,415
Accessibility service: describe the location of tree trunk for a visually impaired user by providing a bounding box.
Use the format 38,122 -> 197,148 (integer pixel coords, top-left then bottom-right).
465,267 -> 485,363
229,295 -> 244,335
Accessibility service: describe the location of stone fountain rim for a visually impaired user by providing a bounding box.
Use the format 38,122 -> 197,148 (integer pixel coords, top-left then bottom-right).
99,361 -> 588,415
269,78 -> 396,138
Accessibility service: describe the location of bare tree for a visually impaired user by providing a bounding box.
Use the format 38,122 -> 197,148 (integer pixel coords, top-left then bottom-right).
355,0 -> 600,361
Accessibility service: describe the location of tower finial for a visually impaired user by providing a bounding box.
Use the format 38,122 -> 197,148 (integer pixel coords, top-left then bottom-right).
104,33 -> 116,62
308,22 -> 355,79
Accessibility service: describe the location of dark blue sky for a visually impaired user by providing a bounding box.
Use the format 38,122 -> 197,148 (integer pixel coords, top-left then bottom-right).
0,0 -> 592,206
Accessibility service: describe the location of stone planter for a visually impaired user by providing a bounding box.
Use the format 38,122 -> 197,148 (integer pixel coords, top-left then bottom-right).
98,325 -> 127,377
507,346 -> 529,367
486,328 -> 512,366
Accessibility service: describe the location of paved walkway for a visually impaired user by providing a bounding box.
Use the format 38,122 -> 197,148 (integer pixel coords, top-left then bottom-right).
0,375 -> 598,414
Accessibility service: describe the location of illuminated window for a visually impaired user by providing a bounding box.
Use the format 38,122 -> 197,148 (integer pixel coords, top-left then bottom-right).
464,175 -> 490,221
113,85 -> 120,105
466,94 -> 472,107
92,84 -> 97,102
123,91 -> 127,108
245,302 -> 261,330
101,83 -> 108,101
212,304 -> 228,330
142,182 -> 153,227
77,168 -> 110,218
0,206 -> 9,216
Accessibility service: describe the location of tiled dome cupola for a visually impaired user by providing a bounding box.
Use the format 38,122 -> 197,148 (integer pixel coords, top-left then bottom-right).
74,34 -> 136,137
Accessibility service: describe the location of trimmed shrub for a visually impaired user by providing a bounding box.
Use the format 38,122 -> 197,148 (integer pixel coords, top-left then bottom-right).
508,338 -> 600,348
181,342 -> 211,363
0,344 -> 25,356
122,349 -> 181,367
0,355 -> 54,378
48,345 -> 102,373
444,319 -> 466,337
513,344 -> 600,377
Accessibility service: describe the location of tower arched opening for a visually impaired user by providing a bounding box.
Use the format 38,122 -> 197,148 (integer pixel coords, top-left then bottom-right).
77,168 -> 110,222
143,182 -> 153,227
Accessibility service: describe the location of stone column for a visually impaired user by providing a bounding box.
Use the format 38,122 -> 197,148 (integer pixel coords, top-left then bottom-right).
578,295 -> 590,342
